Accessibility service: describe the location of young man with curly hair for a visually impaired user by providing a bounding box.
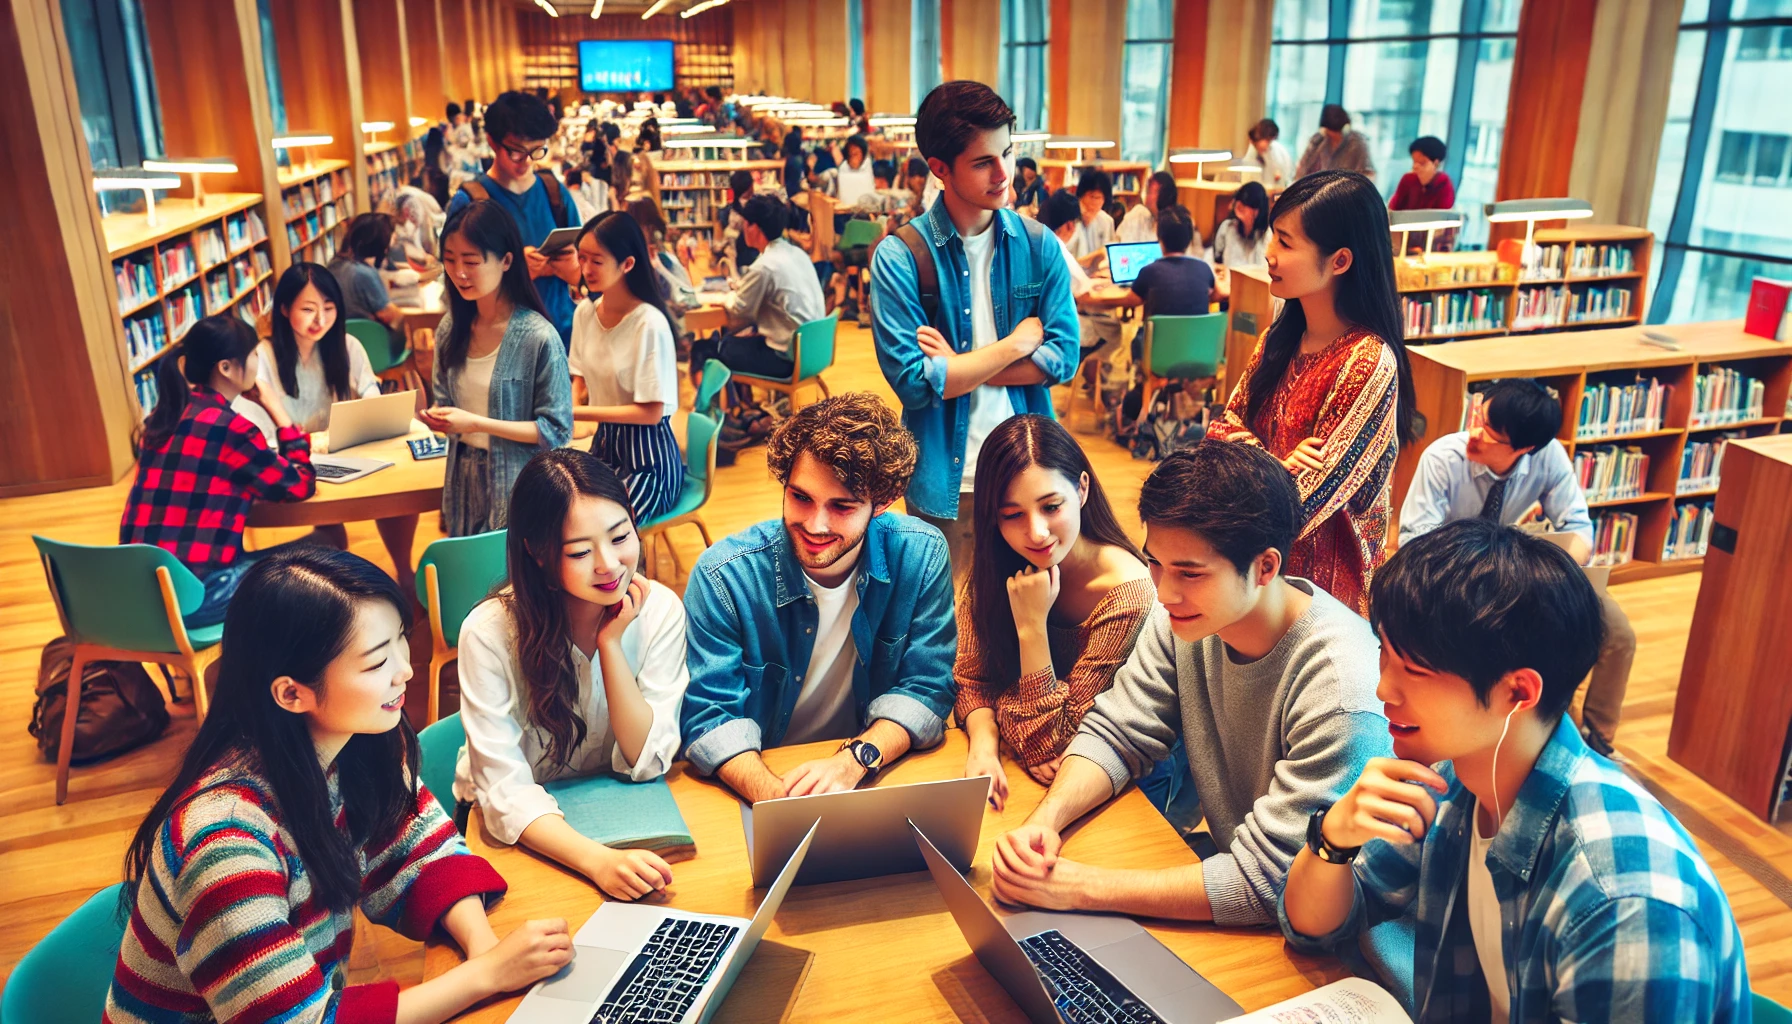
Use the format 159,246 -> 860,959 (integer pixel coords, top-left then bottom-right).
679,393 -> 959,803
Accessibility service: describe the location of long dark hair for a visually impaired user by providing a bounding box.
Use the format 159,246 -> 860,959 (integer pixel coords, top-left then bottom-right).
1228,181 -> 1270,242
968,415 -> 1144,688
1148,170 -> 1178,213
121,548 -> 419,914
269,263 -> 353,401
501,449 -> 639,773
438,200 -> 546,374
583,210 -> 674,331
1246,170 -> 1417,445
138,315 -> 261,455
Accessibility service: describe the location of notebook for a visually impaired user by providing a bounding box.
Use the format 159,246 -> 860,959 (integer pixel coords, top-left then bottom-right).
541,774 -> 694,853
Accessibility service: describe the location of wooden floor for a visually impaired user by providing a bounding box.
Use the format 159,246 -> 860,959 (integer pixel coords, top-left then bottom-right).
6,321 -> 1792,1004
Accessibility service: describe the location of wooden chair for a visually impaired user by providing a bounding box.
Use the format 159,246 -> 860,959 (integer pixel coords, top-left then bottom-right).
1140,312 -> 1227,414
731,314 -> 837,410
414,530 -> 508,724
32,537 -> 224,804
640,412 -> 721,580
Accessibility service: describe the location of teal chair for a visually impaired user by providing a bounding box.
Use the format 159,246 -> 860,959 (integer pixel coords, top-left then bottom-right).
838,218 -> 883,251
346,316 -> 409,376
640,412 -> 721,579
415,530 -> 508,724
1757,993 -> 1792,1024
0,884 -> 128,1024
1141,312 -> 1227,414
731,314 -> 836,409
693,358 -> 732,420
33,537 -> 223,804
417,712 -> 466,818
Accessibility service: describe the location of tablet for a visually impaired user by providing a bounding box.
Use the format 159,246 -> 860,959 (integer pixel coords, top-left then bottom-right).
1105,241 -> 1163,285
539,225 -> 583,255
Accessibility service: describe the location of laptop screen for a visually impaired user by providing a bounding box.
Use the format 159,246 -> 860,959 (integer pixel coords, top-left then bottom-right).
1105,241 -> 1162,285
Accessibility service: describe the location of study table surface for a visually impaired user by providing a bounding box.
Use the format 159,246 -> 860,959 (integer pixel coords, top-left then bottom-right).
246,419 -> 444,528
425,732 -> 1342,1023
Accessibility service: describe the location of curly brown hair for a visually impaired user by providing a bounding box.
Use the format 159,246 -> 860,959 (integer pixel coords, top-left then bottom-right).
766,393 -> 917,507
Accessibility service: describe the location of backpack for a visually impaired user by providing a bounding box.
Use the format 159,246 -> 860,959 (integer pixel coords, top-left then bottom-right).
456,170 -> 571,229
892,212 -> 1048,329
29,637 -> 171,765
1128,381 -> 1214,462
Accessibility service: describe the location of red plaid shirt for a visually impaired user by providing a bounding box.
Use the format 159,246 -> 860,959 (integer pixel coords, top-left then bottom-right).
120,387 -> 316,575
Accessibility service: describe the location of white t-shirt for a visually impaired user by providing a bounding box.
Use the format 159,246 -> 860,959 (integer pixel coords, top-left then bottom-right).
785,565 -> 862,745
1468,813 -> 1512,1020
1070,210 -> 1116,261
836,160 -> 876,207
459,348 -> 497,450
1053,230 -> 1096,299
1117,203 -> 1156,244
569,300 -> 678,411
959,222 -> 1015,491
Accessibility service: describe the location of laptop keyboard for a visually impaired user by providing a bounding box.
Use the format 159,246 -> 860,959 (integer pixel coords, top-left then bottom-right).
1019,929 -> 1166,1024
590,917 -> 740,1024
312,462 -> 360,480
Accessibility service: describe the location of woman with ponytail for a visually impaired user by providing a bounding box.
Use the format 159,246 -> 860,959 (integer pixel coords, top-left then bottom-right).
120,314 -> 318,626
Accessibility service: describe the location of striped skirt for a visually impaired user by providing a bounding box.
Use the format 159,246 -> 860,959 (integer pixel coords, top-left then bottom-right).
590,418 -> 685,523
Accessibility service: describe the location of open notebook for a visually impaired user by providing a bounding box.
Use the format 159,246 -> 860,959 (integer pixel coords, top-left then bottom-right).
1220,978 -> 1410,1023
541,774 -> 693,853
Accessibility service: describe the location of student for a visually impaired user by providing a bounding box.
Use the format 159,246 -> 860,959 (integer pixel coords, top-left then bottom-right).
869,80 -> 1080,577
425,201 -> 573,537
1246,118 -> 1295,189
329,213 -> 407,342
387,185 -> 445,267
121,315 -> 315,628
1069,169 -> 1117,269
1211,180 -> 1271,272
992,440 -> 1389,924
903,156 -> 933,217
690,194 -> 827,382
455,450 -> 688,899
446,90 -> 584,348
679,394 -> 957,803
1398,379 -> 1636,755
563,166 -> 601,223
1012,156 -> 1047,210
835,133 -> 876,208
569,211 -> 684,523
957,416 -> 1153,810
1207,170 -> 1416,615
1389,135 -> 1455,211
1295,104 -> 1377,181
1038,190 -> 1119,361
625,195 -> 699,339
106,548 -> 571,1024
723,168 -> 760,270
1102,205 -> 1218,363
1117,171 -> 1190,248
1281,519 -> 1750,1022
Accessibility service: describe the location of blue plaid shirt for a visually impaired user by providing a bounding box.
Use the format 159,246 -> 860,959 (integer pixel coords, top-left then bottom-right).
1280,716 -> 1751,1023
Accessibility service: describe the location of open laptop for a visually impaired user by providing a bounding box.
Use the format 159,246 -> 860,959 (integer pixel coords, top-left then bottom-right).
741,775 -> 987,887
323,389 -> 417,452
911,822 -> 1242,1024
1104,241 -> 1162,285
510,821 -> 818,1024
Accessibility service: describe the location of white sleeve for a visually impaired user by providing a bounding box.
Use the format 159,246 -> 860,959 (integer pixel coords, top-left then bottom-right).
453,602 -> 564,846
610,581 -> 689,781
347,337 -> 382,398
1117,205 -> 1153,244
632,310 -> 677,408
567,300 -> 593,379
1052,232 -> 1094,298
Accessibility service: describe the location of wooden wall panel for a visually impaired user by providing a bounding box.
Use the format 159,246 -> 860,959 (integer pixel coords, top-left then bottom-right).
1198,0 -> 1271,152
406,0 -> 448,116
271,0 -> 368,205
1061,0 -> 1123,141
812,0 -> 848,104
943,0 -> 996,88
1568,0 -> 1679,226
1167,0 -> 1207,149
861,0 -> 908,116
442,0 -> 471,103
355,0 -> 410,127
1048,0 -> 1068,133
1493,0 -> 1599,244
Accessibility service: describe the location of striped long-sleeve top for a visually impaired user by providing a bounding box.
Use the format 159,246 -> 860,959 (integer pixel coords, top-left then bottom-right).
104,753 -> 507,1024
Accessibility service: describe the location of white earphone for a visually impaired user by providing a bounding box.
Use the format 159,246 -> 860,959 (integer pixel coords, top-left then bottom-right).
1489,695 -> 1534,829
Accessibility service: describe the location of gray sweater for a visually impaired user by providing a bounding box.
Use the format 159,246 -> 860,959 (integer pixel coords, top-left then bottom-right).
1064,579 -> 1390,926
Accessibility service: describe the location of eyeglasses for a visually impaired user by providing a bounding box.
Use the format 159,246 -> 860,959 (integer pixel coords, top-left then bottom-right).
500,141 -> 550,162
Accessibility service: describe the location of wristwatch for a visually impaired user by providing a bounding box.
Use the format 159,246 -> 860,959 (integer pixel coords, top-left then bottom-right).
840,738 -> 884,778
1307,806 -> 1361,864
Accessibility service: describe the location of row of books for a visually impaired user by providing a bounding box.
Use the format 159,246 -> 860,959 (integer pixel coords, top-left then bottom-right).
660,169 -> 777,190
1564,285 -> 1633,323
1677,434 -> 1737,493
1519,243 -> 1566,282
1590,510 -> 1638,567
1401,290 -> 1503,338
1576,377 -> 1668,439
1570,244 -> 1636,277
1665,500 -> 1716,561
1512,286 -> 1569,329
133,368 -> 160,420
225,208 -> 268,251
1573,445 -> 1649,503
228,250 -> 269,293
238,280 -> 274,323
159,241 -> 198,289
114,253 -> 157,313
1690,367 -> 1766,426
167,284 -> 203,341
291,231 -> 340,263
197,226 -> 228,268
124,310 -> 169,368
1394,257 -> 1514,291
204,266 -> 234,310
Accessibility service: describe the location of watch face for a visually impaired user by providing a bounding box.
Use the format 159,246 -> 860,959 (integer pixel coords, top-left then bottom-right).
856,741 -> 881,767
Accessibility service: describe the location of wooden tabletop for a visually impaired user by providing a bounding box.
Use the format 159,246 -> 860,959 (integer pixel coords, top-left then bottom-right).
424,732 -> 1341,1023
686,292 -> 733,335
1408,319 -> 1779,379
247,419 -> 443,527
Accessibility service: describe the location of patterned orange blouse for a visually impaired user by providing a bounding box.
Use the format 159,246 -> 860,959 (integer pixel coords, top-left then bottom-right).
954,577 -> 1157,768
1207,327 -> 1399,616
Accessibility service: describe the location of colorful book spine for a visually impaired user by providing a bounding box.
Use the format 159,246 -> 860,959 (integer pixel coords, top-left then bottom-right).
1513,285 -> 1567,329
1590,510 -> 1638,567
1566,285 -> 1633,323
1677,434 -> 1738,494
1401,289 -> 1503,339
114,254 -> 157,314
1573,445 -> 1649,502
1520,243 -> 1566,282
1690,367 -> 1766,427
1664,500 -> 1716,561
1576,377 -> 1668,439
134,368 -> 160,419
167,284 -> 203,341
197,227 -> 228,267
1569,244 -> 1636,277
124,311 -> 169,367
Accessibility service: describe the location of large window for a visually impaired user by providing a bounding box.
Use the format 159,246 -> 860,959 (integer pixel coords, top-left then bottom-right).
1120,0 -> 1175,165
1265,0 -> 1522,248
848,0 -> 865,107
999,0 -> 1049,131
911,0 -> 942,111
60,0 -> 163,171
1646,0 -> 1792,323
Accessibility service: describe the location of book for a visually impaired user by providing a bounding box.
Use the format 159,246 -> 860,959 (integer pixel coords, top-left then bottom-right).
1219,978 -> 1410,1023
1666,500 -> 1716,561
1573,444 -> 1648,502
1744,277 -> 1790,340
1591,510 -> 1638,567
541,774 -> 693,852
1690,367 -> 1766,427
1577,376 -> 1668,439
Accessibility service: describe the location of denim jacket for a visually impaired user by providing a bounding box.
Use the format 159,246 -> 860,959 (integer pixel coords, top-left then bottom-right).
1280,717 -> 1750,1023
868,200 -> 1081,519
678,514 -> 958,775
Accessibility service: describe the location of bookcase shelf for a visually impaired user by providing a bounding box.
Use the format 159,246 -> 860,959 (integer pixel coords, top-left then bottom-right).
656,159 -> 782,247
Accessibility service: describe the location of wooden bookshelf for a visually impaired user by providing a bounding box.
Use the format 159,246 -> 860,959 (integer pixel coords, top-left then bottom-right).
655,158 -> 782,242
1040,160 -> 1150,206
1395,320 -> 1792,583
363,139 -> 422,212
277,159 -> 355,265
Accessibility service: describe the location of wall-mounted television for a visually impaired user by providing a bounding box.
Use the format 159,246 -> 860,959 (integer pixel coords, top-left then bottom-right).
578,39 -> 675,93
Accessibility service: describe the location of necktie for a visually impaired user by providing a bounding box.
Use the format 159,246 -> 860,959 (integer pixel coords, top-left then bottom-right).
1479,477 -> 1509,523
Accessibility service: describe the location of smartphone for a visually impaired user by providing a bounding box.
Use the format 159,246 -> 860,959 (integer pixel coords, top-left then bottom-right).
538,226 -> 583,256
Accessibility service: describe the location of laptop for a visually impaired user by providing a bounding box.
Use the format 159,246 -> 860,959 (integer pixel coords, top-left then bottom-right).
321,389 -> 418,452
509,821 -> 819,1024
911,821 -> 1242,1024
741,775 -> 988,887
1104,241 -> 1163,285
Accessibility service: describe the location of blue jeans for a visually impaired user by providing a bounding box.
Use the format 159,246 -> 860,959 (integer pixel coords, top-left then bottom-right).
186,540 -> 309,628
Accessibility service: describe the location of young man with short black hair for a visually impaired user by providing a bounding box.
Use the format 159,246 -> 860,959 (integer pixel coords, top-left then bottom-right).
869,80 -> 1079,579
1399,378 -> 1635,754
992,439 -> 1389,925
1070,169 -> 1117,270
1095,204 -> 1219,360
1390,135 -> 1455,212
690,194 -> 828,384
1282,519 -> 1749,1022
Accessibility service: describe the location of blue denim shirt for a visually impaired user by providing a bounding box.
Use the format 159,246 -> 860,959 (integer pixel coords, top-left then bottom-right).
678,514 -> 958,775
868,200 -> 1081,519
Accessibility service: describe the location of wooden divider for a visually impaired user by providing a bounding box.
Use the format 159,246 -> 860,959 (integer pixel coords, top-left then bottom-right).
356,0 -> 413,130
407,0 -> 448,115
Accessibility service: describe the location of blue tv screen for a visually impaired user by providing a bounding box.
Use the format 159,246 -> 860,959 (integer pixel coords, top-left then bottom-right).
578,39 -> 675,93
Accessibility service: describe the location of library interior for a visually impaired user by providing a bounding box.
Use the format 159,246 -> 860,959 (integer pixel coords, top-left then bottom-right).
7,0 -> 1792,1021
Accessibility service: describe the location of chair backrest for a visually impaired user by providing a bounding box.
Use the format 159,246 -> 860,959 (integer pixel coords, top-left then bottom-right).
685,412 -> 721,504
839,217 -> 882,249
416,712 -> 465,816
1757,994 -> 1792,1024
346,317 -> 400,374
1145,312 -> 1227,379
0,883 -> 128,1024
414,529 -> 508,650
794,314 -> 838,383
33,537 -> 202,654
694,359 -> 731,419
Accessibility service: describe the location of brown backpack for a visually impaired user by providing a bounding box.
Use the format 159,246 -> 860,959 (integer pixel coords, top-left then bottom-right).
29,637 -> 171,765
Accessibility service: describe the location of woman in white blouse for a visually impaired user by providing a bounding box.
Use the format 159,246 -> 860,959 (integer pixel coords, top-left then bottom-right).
454,448 -> 689,901
1116,172 -> 1191,249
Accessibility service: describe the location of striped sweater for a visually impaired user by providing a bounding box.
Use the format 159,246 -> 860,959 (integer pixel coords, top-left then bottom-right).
104,753 -> 507,1024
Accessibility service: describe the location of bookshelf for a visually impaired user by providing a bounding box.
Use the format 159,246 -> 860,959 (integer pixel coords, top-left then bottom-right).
100,193 -> 275,420
1395,320 -> 1792,583
364,137 -> 424,212
277,159 -> 354,265
1039,160 -> 1150,207
655,158 -> 782,243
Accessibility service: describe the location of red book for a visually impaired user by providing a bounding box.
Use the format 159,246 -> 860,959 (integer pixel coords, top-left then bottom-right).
1744,277 -> 1790,340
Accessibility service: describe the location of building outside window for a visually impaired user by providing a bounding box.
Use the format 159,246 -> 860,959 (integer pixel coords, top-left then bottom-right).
1120,0 -> 1175,166
911,0 -> 942,112
999,0 -> 1049,131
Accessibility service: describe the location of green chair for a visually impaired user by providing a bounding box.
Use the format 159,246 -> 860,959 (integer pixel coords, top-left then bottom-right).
838,217 -> 883,251
0,884 -> 128,1024
836,220 -> 884,324
693,358 -> 732,420
640,412 -> 720,580
417,712 -> 465,818
1756,993 -> 1792,1024
414,530 -> 508,724
731,314 -> 836,409
346,316 -> 411,376
33,537 -> 223,804
1141,312 -> 1227,414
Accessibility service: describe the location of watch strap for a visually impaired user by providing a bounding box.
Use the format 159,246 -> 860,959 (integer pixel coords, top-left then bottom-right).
1308,805 -> 1360,864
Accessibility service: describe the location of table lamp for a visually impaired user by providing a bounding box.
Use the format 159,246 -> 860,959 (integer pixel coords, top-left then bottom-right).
409,116 -> 430,129
360,121 -> 395,145
1228,163 -> 1262,182
92,168 -> 181,227
141,157 -> 238,207
1484,198 -> 1594,250
272,133 -> 333,171
1389,209 -> 1464,258
1168,148 -> 1234,182
1045,135 -> 1116,165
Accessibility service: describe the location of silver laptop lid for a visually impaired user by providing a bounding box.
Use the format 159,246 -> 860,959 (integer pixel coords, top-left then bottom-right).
327,389 -> 417,452
745,775 -> 988,886
694,820 -> 819,1024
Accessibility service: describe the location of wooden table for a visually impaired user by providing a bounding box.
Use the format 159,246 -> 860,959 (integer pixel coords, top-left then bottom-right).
687,291 -> 733,335
396,280 -> 448,346
424,732 -> 1341,1023
247,420 -> 444,528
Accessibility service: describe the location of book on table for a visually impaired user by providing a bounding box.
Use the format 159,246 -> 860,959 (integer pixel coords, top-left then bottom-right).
542,773 -> 694,853
1219,978 -> 1411,1023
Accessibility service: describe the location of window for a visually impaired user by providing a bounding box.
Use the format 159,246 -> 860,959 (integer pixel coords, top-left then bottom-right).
911,0 -> 942,111
1120,0 -> 1175,166
848,0 -> 865,107
59,0 -> 164,171
1000,0 -> 1049,131
1646,0 -> 1792,323
1265,0 -> 1523,248
258,0 -> 288,138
